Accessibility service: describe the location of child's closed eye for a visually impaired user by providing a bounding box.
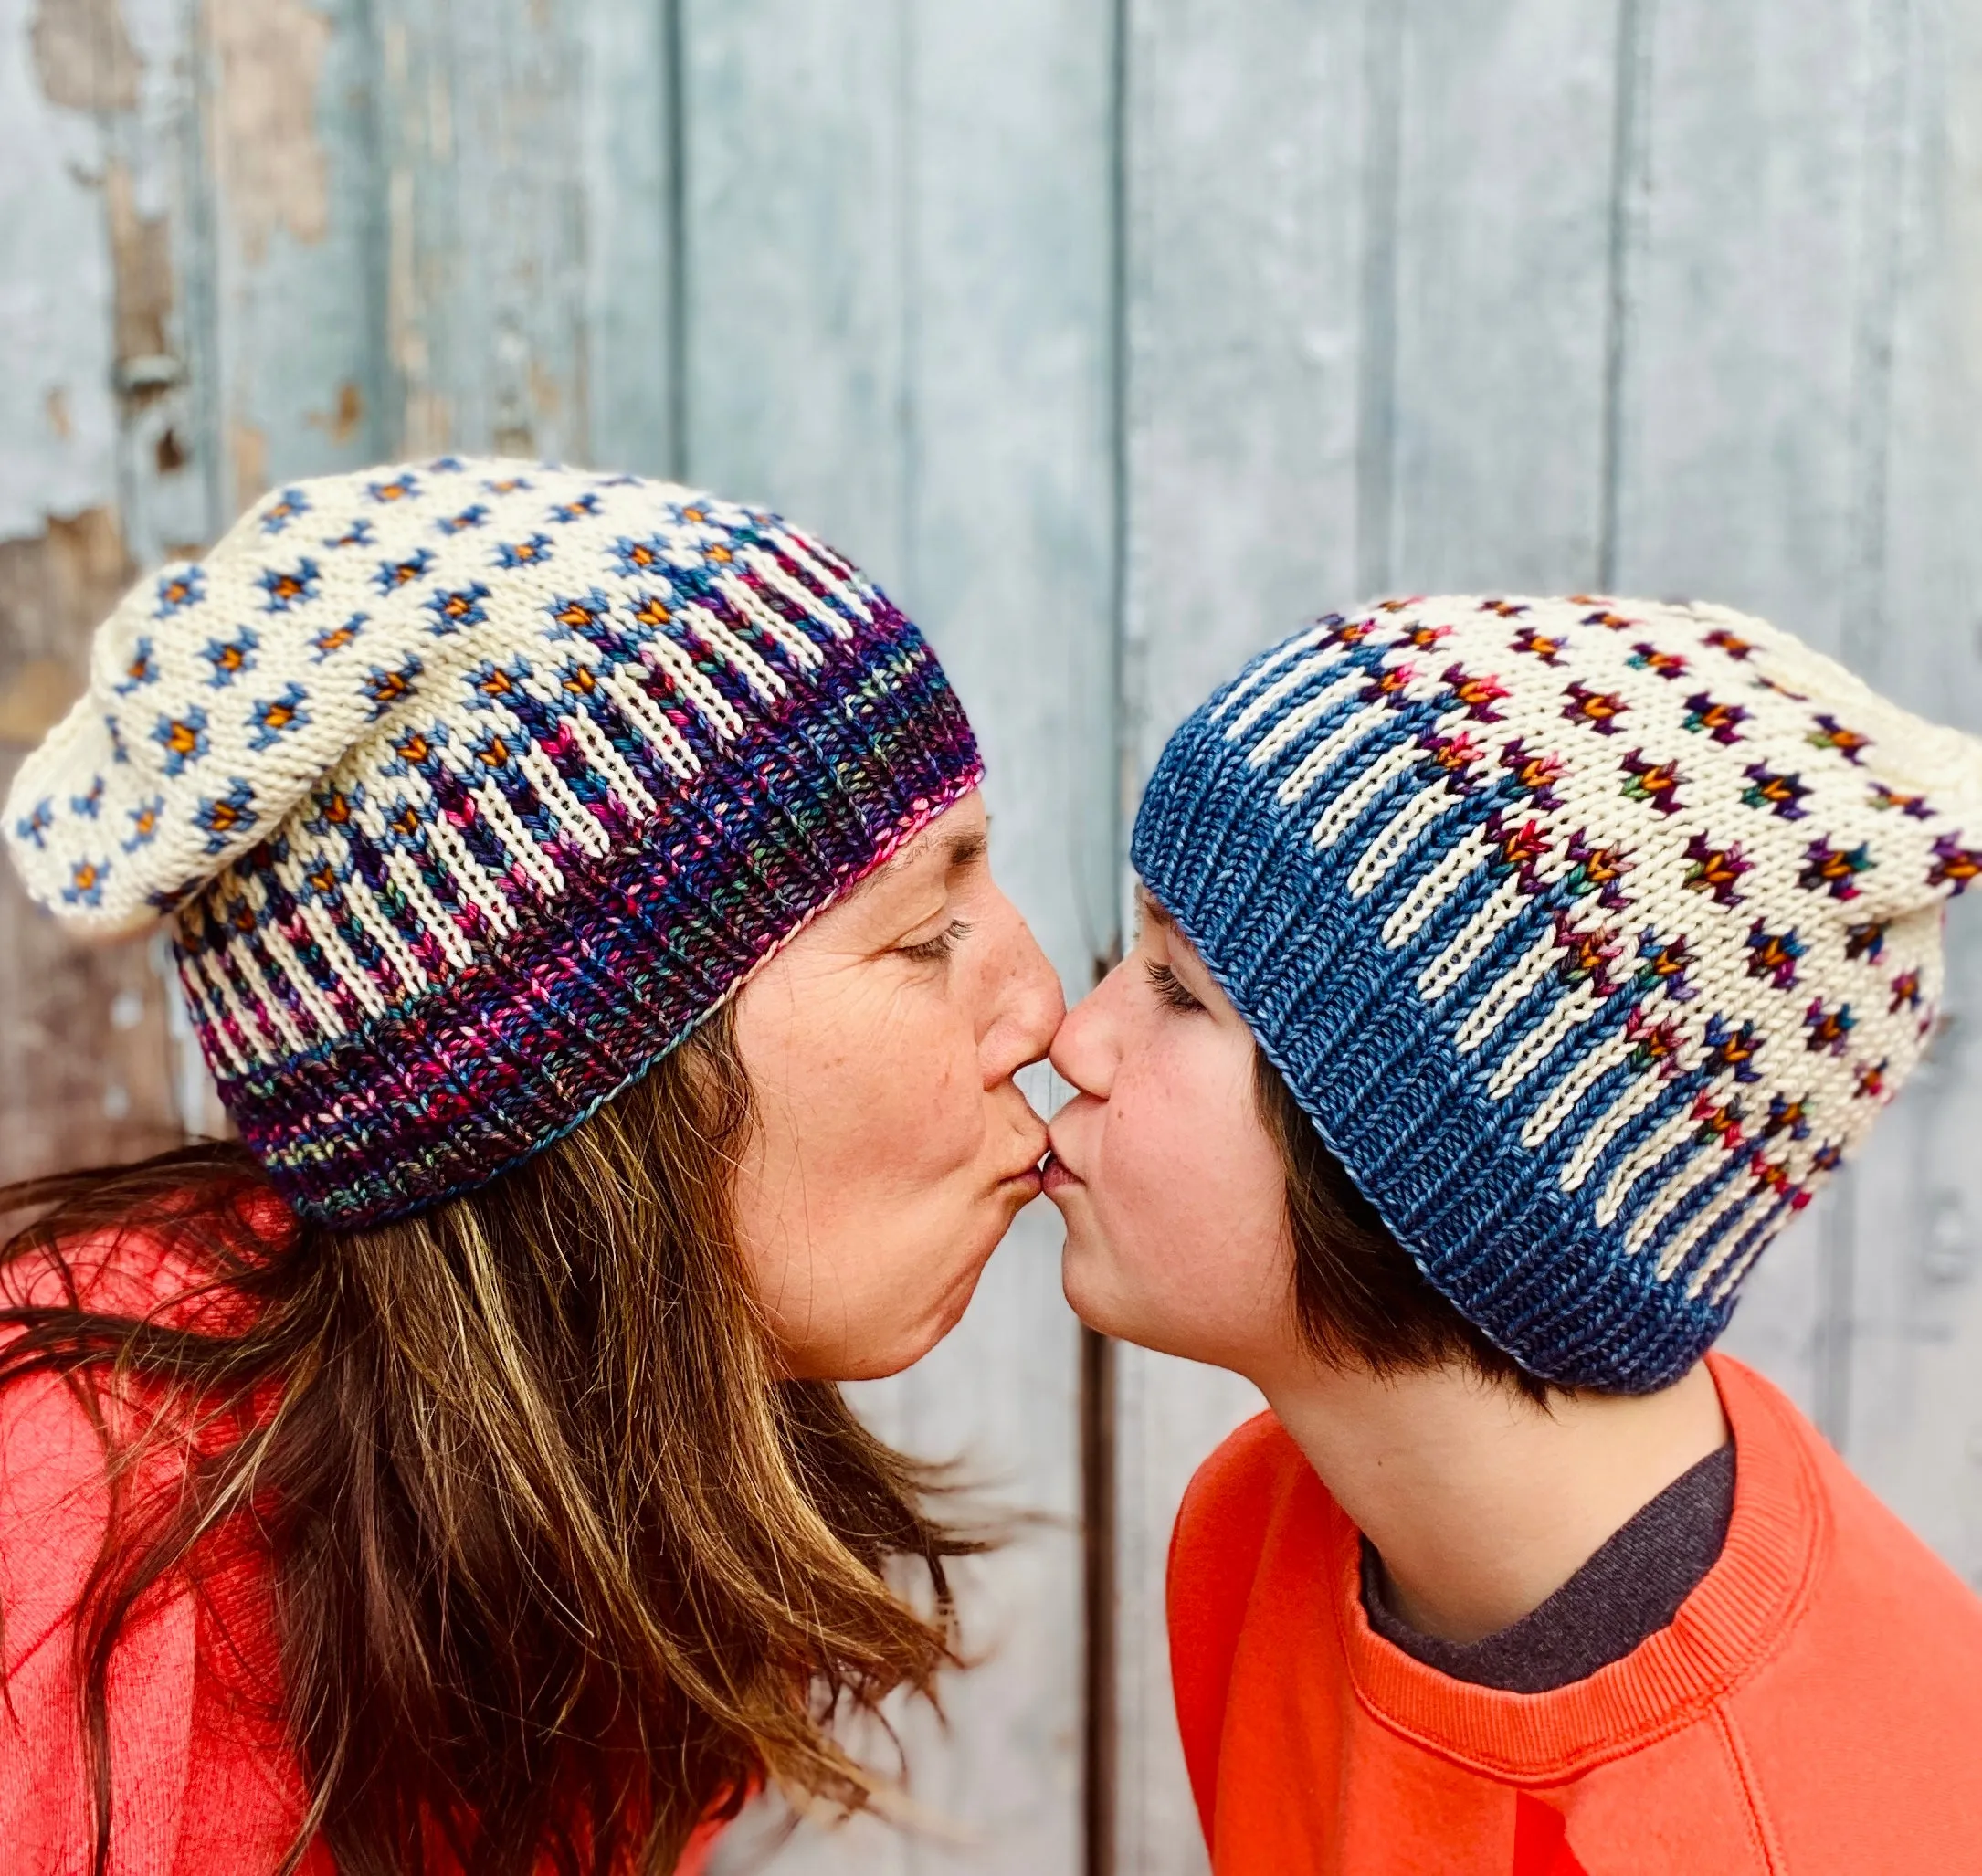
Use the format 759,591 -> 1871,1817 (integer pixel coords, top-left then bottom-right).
1145,959 -> 1205,1014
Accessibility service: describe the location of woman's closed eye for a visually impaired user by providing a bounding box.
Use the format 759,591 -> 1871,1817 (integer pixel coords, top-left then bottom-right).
1145,959 -> 1204,1014
899,918 -> 974,965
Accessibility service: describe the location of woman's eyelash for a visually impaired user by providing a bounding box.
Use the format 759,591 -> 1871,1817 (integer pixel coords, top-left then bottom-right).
1145,960 -> 1204,1014
900,919 -> 973,964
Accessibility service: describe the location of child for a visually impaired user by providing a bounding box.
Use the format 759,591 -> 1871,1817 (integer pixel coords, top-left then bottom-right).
1045,595 -> 1982,1872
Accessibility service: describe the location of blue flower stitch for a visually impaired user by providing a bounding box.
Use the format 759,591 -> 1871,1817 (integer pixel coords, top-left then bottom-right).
195,779 -> 258,853
153,567 -> 205,617
260,559 -> 322,611
153,709 -> 210,776
122,795 -> 165,851
248,683 -> 311,751
203,628 -> 260,688
261,487 -> 312,534
426,585 -> 492,636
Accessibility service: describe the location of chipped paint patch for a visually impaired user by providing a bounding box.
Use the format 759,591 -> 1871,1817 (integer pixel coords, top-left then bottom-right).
0,501 -> 184,1180
103,158 -> 174,374
206,0 -> 332,263
231,420 -> 269,506
307,379 -> 364,446
30,0 -> 142,112
0,506 -> 131,746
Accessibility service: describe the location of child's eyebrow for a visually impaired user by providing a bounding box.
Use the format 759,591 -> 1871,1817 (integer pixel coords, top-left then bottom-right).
1135,887 -> 1177,933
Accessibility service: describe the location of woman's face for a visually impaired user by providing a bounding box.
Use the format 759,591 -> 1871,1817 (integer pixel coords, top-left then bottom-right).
1045,891 -> 1299,1381
732,792 -> 1063,1380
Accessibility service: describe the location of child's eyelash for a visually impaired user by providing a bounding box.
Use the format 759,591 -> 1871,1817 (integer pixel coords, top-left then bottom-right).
1145,960 -> 1204,1014
900,919 -> 973,964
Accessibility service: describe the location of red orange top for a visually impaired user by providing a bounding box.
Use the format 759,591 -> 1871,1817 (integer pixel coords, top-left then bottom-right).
1168,1353 -> 1982,1874
0,1231 -> 723,1875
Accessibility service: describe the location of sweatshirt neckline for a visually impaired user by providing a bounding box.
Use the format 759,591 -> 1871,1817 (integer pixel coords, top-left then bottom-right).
1325,1353 -> 1827,1781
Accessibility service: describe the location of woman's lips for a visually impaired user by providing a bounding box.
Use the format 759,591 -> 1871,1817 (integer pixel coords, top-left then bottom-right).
1041,1152 -> 1081,1196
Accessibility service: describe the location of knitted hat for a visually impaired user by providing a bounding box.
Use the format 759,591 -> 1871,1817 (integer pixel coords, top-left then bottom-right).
5,458 -> 981,1228
1133,595 -> 1982,1391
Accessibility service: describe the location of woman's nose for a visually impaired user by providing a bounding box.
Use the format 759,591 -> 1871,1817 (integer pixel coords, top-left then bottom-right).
982,896 -> 1065,1083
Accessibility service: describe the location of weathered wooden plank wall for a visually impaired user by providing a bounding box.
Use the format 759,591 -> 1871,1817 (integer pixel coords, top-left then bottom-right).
5,2 -> 1981,1872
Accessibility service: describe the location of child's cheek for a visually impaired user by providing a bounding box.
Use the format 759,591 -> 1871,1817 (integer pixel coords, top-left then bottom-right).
1104,1038 -> 1256,1299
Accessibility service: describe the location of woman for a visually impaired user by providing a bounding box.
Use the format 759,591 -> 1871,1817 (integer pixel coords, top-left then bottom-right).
0,458 -> 1061,1876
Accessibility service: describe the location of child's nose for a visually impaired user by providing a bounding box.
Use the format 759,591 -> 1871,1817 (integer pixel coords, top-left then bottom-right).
1048,977 -> 1118,1101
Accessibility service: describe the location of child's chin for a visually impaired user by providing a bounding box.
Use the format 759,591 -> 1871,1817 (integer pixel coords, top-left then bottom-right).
1058,1242 -> 1131,1339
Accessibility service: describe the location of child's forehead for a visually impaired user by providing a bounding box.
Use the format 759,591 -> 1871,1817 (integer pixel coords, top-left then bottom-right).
1134,884 -> 1177,933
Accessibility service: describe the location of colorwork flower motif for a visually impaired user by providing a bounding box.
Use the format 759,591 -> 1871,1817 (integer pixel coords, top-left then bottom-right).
1683,694 -> 1749,745
1682,836 -> 1751,907
195,780 -> 258,854
1928,835 -> 1982,896
1799,838 -> 1874,901
1741,764 -> 1808,820
312,614 -> 367,659
248,684 -> 311,751
62,859 -> 108,908
203,630 -> 259,688
114,638 -> 159,695
426,584 -> 493,635
376,549 -> 435,594
1621,751 -> 1683,816
1563,682 -> 1628,734
259,559 -> 322,612
260,488 -> 311,534
122,796 -> 164,852
153,710 -> 210,776
1744,923 -> 1805,990
496,535 -> 553,569
154,567 -> 205,616
363,658 -> 422,717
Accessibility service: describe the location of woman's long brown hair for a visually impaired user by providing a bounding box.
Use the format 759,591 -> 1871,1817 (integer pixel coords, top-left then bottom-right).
0,1006 -> 979,1876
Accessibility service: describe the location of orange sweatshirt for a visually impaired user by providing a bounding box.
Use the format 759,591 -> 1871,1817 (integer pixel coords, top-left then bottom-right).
1168,1353 -> 1982,1874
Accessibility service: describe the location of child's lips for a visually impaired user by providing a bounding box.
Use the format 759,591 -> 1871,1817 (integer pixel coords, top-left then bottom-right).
1041,1151 -> 1081,1196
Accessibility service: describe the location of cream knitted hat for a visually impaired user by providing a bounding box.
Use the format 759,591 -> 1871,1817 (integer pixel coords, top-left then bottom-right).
1136,595 -> 1982,1388
5,458 -> 982,1227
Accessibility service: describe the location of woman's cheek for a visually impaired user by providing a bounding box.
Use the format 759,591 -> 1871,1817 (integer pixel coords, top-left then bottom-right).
870,1004 -> 988,1191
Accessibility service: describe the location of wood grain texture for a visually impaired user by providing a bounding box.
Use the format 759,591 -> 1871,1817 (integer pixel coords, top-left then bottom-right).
374,0 -> 591,460
686,3 -> 1112,1868
6,0 -> 1982,1859
1,0 -> 195,1176
199,0 -> 384,511
1113,1 -> 1366,1864
1820,0 -> 1982,1586
1384,0 -> 1626,595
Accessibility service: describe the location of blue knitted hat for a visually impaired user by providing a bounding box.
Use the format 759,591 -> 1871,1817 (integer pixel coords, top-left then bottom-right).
1133,596 -> 1982,1391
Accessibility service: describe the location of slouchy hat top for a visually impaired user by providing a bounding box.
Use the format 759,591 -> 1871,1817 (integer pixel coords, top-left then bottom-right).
1133,595 -> 1982,1391
5,459 -> 981,1228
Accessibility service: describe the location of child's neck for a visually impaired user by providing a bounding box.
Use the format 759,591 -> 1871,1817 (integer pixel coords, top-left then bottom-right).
1259,1354 -> 1730,1645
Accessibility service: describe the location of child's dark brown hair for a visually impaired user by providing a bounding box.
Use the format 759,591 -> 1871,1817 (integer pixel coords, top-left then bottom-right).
1254,1051 -> 1551,1405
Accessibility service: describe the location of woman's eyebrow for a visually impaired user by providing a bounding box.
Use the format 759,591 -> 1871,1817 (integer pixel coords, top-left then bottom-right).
941,830 -> 988,875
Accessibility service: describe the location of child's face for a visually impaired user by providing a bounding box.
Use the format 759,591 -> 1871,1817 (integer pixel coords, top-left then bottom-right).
1045,891 -> 1299,1378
